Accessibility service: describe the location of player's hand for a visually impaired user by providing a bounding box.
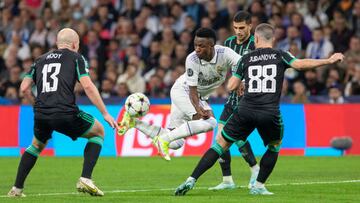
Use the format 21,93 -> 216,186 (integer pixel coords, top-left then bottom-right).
329,53 -> 344,63
103,113 -> 119,130
196,106 -> 210,119
236,82 -> 245,96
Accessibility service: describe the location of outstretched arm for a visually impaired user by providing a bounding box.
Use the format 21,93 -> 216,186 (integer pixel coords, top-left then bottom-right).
291,53 -> 344,70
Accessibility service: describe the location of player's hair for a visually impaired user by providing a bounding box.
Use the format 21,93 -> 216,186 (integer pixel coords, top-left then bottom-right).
233,11 -> 251,24
255,23 -> 274,41
195,27 -> 217,43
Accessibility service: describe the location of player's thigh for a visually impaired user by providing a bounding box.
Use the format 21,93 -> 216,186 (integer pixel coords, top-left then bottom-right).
256,111 -> 284,147
170,85 -> 197,117
219,104 -> 234,125
34,118 -> 53,146
222,107 -> 255,143
53,111 -> 102,140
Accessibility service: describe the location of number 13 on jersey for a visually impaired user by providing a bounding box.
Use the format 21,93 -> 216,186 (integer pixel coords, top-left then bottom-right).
248,64 -> 277,93
42,63 -> 61,93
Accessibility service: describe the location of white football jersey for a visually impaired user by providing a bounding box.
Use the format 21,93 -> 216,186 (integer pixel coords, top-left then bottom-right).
175,45 -> 242,99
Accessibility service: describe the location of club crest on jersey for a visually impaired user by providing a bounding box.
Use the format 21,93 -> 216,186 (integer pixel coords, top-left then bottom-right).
216,66 -> 225,75
187,68 -> 194,76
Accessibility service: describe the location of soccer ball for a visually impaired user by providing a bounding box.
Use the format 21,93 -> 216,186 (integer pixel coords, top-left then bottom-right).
125,93 -> 150,118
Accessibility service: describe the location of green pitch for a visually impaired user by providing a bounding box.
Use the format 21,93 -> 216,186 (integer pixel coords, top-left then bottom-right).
1,156 -> 359,202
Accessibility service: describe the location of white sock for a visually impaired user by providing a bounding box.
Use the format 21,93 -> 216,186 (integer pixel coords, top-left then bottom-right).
135,120 -> 164,139
223,176 -> 234,183
251,164 -> 260,173
255,181 -> 264,188
187,176 -> 196,182
161,117 -> 217,142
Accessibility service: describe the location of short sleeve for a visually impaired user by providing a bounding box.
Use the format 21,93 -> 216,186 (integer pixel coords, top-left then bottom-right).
185,55 -> 199,86
76,55 -> 90,80
24,62 -> 36,81
281,51 -> 297,67
233,58 -> 244,79
225,46 -> 242,68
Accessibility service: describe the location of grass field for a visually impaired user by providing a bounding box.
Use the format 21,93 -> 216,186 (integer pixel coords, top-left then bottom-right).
0,156 -> 359,202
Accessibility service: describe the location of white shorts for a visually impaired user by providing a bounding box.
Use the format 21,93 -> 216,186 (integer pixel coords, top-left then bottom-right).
168,82 -> 212,129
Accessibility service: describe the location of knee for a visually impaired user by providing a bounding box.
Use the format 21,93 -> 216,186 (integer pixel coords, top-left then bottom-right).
32,139 -> 46,151
169,138 -> 185,150
205,117 -> 217,130
94,121 -> 105,138
267,140 -> 282,152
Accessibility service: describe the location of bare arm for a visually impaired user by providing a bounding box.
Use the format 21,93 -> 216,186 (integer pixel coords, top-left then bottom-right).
291,53 -> 344,70
227,76 -> 241,91
189,86 -> 209,119
79,76 -> 118,128
20,77 -> 35,105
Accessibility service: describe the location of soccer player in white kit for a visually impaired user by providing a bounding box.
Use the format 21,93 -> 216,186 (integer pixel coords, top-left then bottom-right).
118,28 -> 243,161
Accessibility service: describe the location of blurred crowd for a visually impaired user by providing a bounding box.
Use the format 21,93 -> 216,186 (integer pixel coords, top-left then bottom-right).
1,0 -> 360,105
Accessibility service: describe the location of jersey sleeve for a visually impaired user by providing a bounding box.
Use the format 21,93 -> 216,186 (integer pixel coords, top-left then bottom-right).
185,55 -> 199,86
280,51 -> 297,68
76,55 -> 90,80
233,58 -> 244,79
224,47 -> 243,78
24,62 -> 36,81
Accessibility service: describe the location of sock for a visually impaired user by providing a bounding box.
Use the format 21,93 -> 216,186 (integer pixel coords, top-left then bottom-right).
257,149 -> 279,184
219,150 -> 232,176
161,117 -> 217,142
191,147 -> 222,180
255,181 -> 265,188
135,120 -> 164,139
251,164 -> 260,173
223,176 -> 234,183
237,141 -> 257,167
81,136 -> 103,179
14,150 -> 39,188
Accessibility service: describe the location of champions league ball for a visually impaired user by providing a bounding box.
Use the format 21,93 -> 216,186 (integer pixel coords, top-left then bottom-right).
125,93 -> 150,118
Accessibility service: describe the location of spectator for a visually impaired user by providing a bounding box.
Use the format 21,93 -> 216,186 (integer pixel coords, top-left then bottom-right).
345,64 -> 360,96
29,18 -> 47,47
306,28 -> 334,59
171,1 -> 188,34
291,80 -> 309,103
205,0 -> 226,30
304,0 -> 328,30
277,26 -> 304,51
291,12 -> 312,46
330,9 -> 353,53
117,64 -> 146,94
145,74 -> 166,98
304,69 -> 325,95
116,82 -> 130,98
100,78 -> 116,99
328,83 -> 346,104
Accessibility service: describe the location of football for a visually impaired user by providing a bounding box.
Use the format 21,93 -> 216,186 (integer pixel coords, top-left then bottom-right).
125,93 -> 150,118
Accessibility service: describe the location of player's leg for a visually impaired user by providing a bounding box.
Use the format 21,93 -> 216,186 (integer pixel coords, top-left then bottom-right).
8,119 -> 51,197
250,111 -> 283,195
208,113 -> 235,191
175,110 -> 254,196
235,139 -> 259,188
59,111 -> 104,196
175,132 -> 233,196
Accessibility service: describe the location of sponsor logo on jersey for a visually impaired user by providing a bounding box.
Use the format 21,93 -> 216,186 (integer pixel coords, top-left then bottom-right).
187,68 -> 194,77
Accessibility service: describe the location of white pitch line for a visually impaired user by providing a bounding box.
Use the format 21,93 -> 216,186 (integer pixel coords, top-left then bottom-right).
1,179 -> 359,198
